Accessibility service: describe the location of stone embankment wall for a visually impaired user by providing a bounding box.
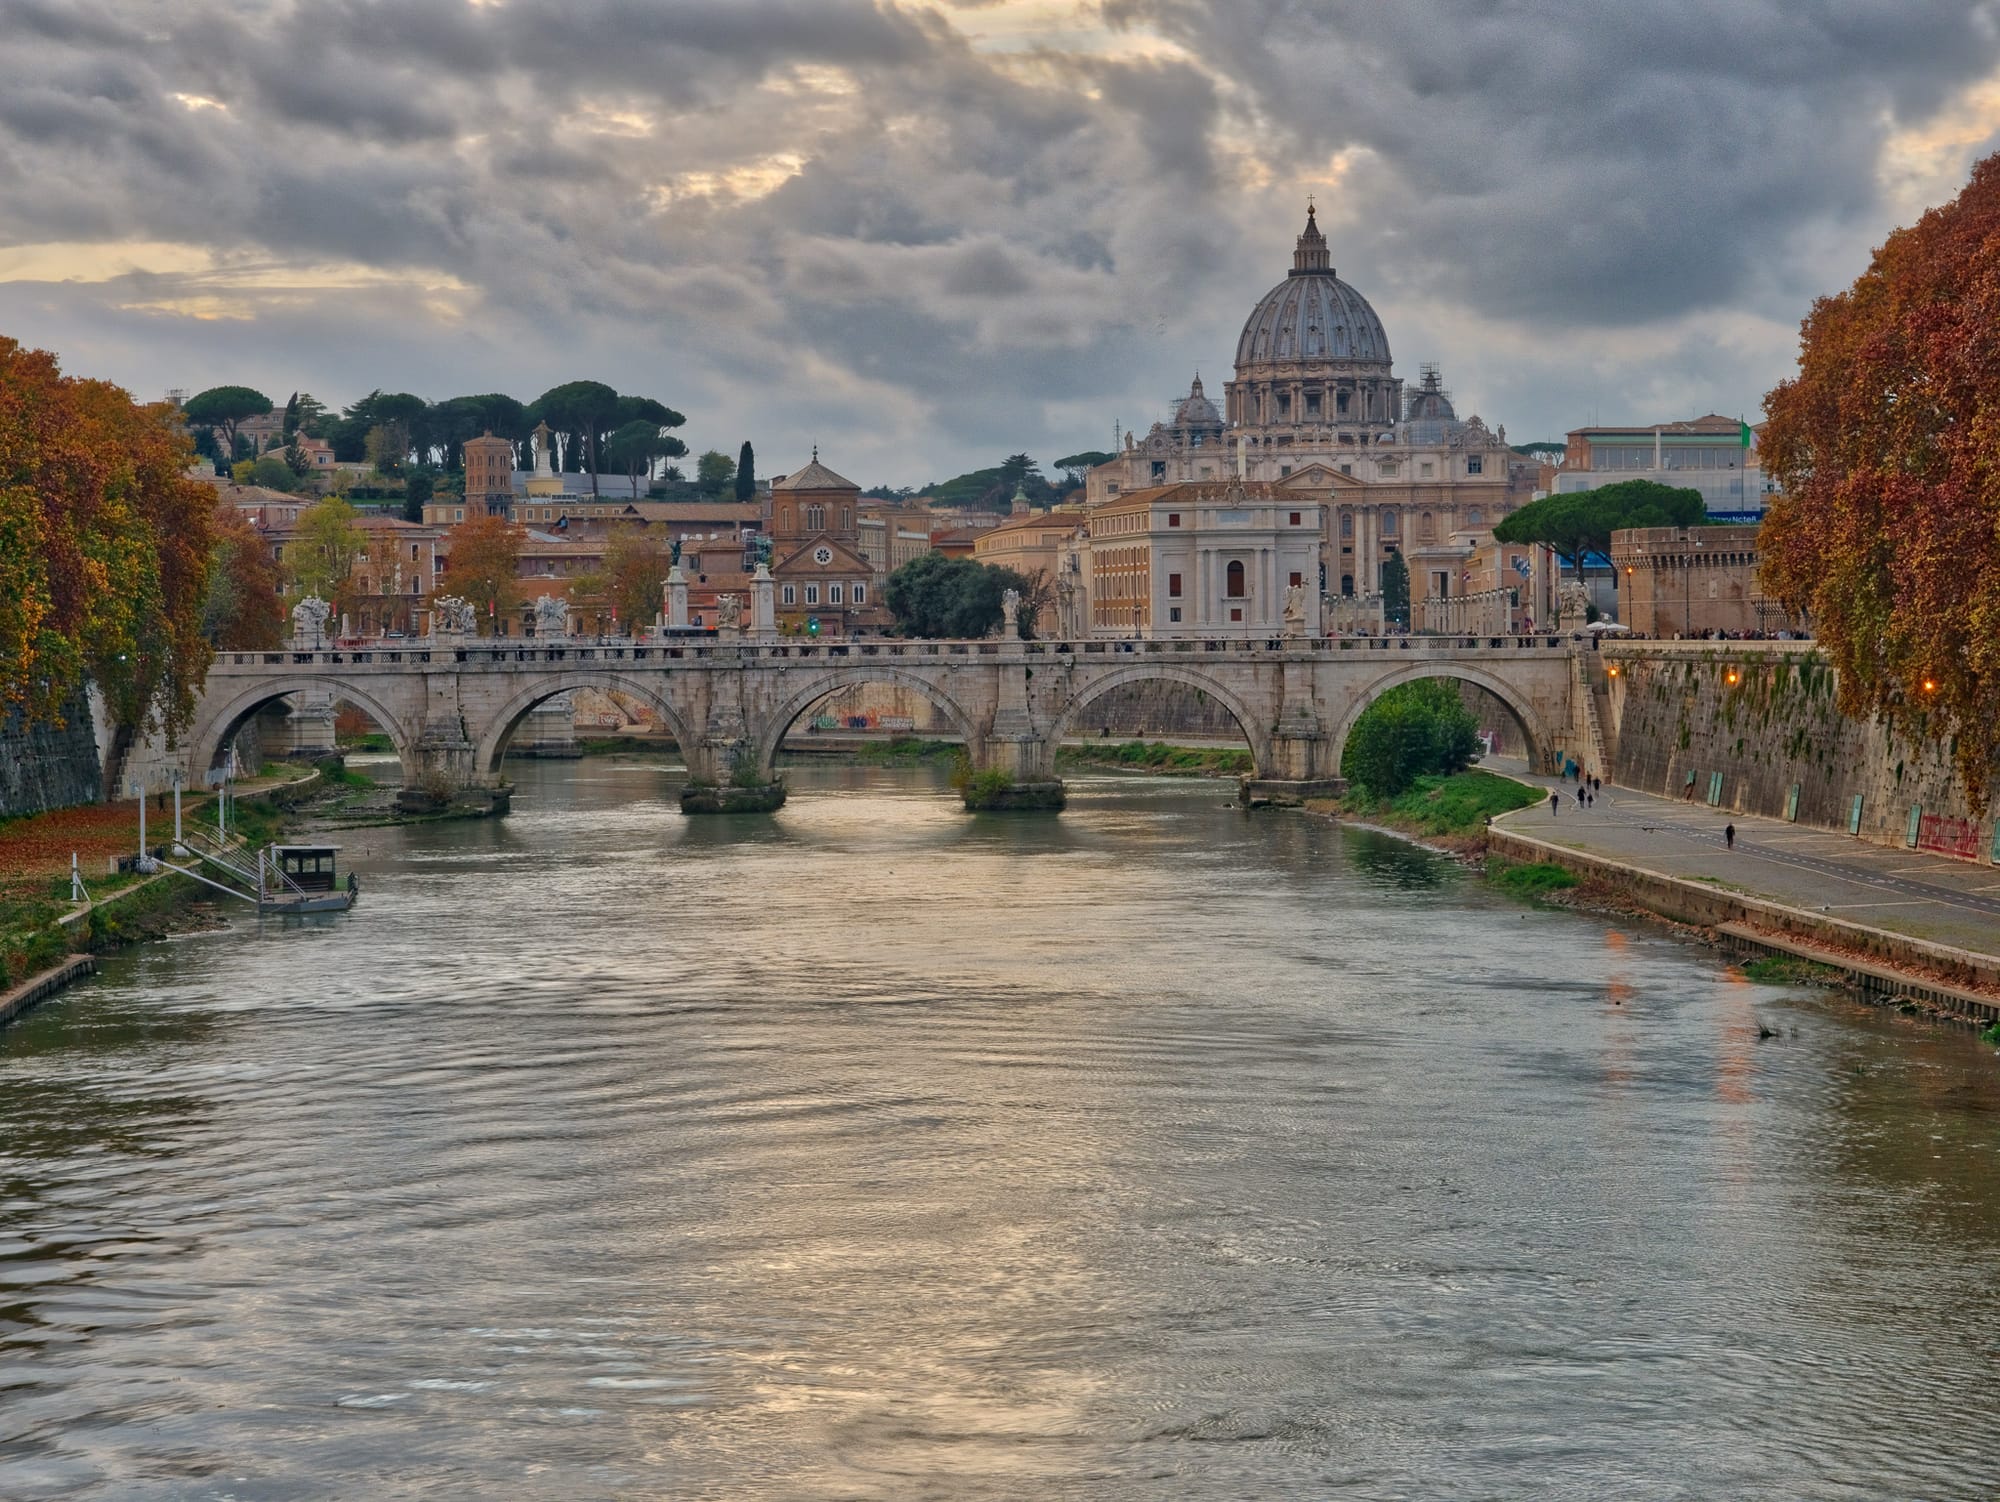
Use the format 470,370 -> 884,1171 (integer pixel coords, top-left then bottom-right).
1602,645 -> 1987,853
0,693 -> 101,818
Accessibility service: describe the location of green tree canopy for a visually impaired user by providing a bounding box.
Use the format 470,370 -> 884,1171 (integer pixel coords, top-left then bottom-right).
884,554 -> 1021,638
1053,450 -> 1115,488
606,420 -> 686,497
1340,678 -> 1482,797
533,381 -> 621,494
1381,548 -> 1411,629
695,449 -> 736,498
288,496 -> 365,607
1492,479 -> 1706,569
182,385 -> 272,456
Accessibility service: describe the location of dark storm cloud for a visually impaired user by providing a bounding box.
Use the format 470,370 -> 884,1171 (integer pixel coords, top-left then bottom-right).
1112,0 -> 2000,325
0,0 -> 1995,478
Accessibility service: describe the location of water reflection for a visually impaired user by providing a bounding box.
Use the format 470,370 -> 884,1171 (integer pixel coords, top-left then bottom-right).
0,758 -> 1996,1500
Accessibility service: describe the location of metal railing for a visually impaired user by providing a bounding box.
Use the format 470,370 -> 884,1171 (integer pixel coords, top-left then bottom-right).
229,631 -> 1583,670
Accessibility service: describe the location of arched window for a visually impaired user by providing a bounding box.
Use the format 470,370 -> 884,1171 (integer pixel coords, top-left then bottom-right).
1382,509 -> 1399,536
1340,512 -> 1353,539
1467,508 -> 1483,526
1226,560 -> 1246,598
1420,511 -> 1436,541
1341,574 -> 1354,597
806,504 -> 825,531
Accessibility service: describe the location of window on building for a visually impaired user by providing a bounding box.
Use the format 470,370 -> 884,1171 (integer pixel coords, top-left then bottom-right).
805,584 -> 820,606
1169,606 -> 1182,623
1167,513 -> 1181,528
410,543 -> 420,560
782,584 -> 796,605
1467,508 -> 1483,526
1151,461 -> 1166,480
1226,560 -> 1246,598
1383,510 -> 1399,536
1229,607 -> 1243,622
806,504 -> 825,530
1306,392 -> 1321,416
1277,393 -> 1291,416
853,583 -> 865,605
829,583 -> 843,605
1341,574 -> 1354,597
1289,511 -> 1301,526
1420,461 -> 1433,478
454,508 -> 464,521
1337,390 -> 1350,415
1340,513 -> 1353,539
1420,512 -> 1436,541
1168,572 -> 1182,597
1280,465 -> 1292,477
1289,571 -> 1303,588
1467,457 -> 1483,475
1379,462 -> 1398,477
1339,463 -> 1352,475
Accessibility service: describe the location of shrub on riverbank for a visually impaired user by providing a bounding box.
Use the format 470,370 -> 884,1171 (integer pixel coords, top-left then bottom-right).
1340,679 -> 1481,796
1740,955 -> 1842,986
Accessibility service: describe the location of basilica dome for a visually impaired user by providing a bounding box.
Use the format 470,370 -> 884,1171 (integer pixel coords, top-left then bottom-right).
1233,205 -> 1391,370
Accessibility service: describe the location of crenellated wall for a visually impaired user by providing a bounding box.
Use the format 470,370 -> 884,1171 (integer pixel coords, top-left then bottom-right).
1602,644 -> 1989,853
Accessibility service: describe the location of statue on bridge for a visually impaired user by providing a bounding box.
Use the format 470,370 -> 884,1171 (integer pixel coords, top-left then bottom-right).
1001,587 -> 1022,638
532,594 -> 569,639
1283,582 -> 1307,637
1557,579 -> 1591,629
431,594 -> 478,637
290,595 -> 331,649
715,593 -> 743,632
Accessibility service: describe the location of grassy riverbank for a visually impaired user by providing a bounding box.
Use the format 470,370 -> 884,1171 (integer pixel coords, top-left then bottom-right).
1314,769 -> 1544,846
1058,740 -> 1253,777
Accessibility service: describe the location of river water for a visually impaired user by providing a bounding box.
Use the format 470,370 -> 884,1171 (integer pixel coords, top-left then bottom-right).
2,757 -> 1997,1500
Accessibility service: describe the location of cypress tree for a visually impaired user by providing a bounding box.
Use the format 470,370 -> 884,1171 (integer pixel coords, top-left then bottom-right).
735,440 -> 756,500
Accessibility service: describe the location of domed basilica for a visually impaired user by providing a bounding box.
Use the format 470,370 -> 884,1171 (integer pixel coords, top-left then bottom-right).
1078,205 -> 1541,631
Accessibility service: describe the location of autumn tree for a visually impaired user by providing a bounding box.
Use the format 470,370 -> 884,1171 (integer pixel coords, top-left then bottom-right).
0,339 -> 216,740
440,515 -> 523,634
288,496 -> 365,609
1761,151 -> 2000,809
203,503 -> 284,649
598,524 -> 671,630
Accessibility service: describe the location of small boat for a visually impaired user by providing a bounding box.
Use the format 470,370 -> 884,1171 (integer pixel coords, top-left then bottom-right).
260,844 -> 358,914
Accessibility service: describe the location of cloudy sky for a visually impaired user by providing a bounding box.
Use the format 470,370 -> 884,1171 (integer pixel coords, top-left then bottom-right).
3,0 -> 1997,486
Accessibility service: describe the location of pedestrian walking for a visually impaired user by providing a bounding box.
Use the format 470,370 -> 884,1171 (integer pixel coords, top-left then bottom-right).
1724,823 -> 1736,850
1576,786 -> 1586,808
1549,792 -> 1560,816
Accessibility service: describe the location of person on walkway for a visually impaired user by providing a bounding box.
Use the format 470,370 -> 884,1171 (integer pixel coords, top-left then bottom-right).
1549,792 -> 1560,816
1576,786 -> 1586,808
1724,823 -> 1736,850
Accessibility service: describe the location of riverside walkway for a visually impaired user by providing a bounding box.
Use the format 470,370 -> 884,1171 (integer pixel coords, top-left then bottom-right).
1485,758 -> 2000,966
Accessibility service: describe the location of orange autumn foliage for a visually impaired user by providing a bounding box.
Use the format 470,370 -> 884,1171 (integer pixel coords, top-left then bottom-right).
0,337 -> 216,736
1760,154 -> 2000,811
440,514 -> 523,634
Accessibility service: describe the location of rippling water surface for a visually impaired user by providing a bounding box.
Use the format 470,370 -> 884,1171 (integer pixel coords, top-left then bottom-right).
3,757 -> 1998,1500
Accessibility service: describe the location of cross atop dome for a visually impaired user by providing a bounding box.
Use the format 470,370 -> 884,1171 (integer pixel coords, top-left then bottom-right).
1291,201 -> 1332,277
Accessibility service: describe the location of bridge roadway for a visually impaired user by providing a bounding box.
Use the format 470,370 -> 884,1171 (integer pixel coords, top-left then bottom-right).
176,632 -> 1591,810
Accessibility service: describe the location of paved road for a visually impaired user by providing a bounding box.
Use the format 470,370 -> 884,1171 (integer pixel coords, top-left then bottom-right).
1484,758 -> 2000,962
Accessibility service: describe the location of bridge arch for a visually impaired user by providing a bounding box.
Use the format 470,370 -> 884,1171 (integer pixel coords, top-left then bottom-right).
187,677 -> 417,781
752,666 -> 982,779
1049,663 -> 1274,773
1330,662 -> 1552,776
471,671 -> 701,776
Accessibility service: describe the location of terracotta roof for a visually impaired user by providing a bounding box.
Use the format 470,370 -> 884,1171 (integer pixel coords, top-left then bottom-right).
771,456 -> 859,492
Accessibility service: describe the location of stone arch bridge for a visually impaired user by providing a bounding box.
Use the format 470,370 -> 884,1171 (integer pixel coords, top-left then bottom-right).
176,635 -> 1597,810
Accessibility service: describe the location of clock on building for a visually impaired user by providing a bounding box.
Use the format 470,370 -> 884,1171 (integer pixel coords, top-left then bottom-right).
813,545 -> 834,565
